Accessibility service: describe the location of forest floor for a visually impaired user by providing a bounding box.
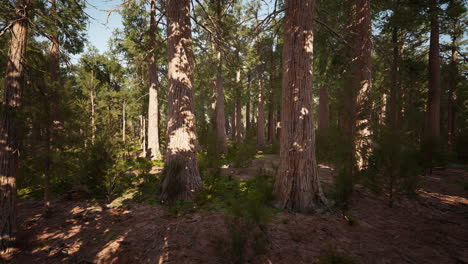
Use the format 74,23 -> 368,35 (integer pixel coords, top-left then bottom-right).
2,155 -> 468,264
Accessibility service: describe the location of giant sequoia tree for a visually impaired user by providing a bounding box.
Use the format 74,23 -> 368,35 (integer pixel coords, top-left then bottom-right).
0,0 -> 29,252
274,0 -> 327,212
159,0 -> 202,201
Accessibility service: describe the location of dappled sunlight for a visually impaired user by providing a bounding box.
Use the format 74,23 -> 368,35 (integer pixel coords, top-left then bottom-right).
94,232 -> 129,264
419,189 -> 468,206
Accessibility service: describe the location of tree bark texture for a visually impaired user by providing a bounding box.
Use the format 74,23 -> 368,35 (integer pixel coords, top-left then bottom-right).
425,0 -> 441,144
388,26 -> 400,129
0,0 -> 29,252
159,0 -> 202,201
257,68 -> 266,148
147,0 -> 162,160
274,0 -> 327,213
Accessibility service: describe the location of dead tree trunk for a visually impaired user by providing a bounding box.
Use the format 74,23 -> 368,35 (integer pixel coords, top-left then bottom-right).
274,0 -> 327,213
159,0 -> 202,201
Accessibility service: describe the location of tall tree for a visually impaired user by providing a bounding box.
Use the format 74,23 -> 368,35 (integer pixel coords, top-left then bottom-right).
353,0 -> 372,168
424,0 -> 441,157
159,0 -> 202,201
0,0 -> 29,252
147,0 -> 162,160
256,65 -> 266,148
274,0 -> 327,212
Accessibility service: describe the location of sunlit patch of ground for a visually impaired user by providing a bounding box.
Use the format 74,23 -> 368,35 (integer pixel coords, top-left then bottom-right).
2,162 -> 467,264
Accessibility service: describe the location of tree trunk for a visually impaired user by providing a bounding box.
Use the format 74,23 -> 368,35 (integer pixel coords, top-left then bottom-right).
140,115 -> 146,157
388,26 -> 399,129
276,107 -> 281,141
257,68 -> 266,148
246,72 -> 251,133
267,107 -> 275,143
90,84 -> 96,145
425,0 -> 441,149
0,0 -> 29,252
350,0 -> 372,169
447,22 -> 459,151
234,69 -> 243,141
147,0 -> 162,160
122,100 -> 126,142
159,0 -> 202,201
214,52 -> 227,152
274,0 -> 327,213
236,98 -> 243,142
44,0 -> 60,214
317,87 -> 330,133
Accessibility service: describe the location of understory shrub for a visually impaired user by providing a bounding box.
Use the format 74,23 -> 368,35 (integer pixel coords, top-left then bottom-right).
364,128 -> 420,207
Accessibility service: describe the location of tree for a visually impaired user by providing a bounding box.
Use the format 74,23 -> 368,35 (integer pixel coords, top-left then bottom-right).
159,0 -> 202,201
0,0 -> 29,252
274,0 -> 327,212
423,0 -> 441,167
352,0 -> 372,169
147,0 -> 162,160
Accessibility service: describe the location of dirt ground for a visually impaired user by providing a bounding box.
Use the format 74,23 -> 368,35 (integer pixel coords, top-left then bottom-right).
2,156 -> 467,264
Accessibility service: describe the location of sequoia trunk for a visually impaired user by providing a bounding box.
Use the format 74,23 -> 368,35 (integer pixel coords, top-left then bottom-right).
274,0 -> 327,212
0,0 -> 29,252
159,0 -> 202,201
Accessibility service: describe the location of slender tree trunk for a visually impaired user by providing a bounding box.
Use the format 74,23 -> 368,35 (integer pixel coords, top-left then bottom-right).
246,72 -> 251,133
274,0 -> 327,212
447,25 -> 458,151
267,108 -> 275,143
214,52 -> 227,152
425,0 -> 441,153
43,0 -> 60,214
236,99 -> 243,142
257,68 -> 266,148
276,107 -> 281,141
317,87 -> 330,133
235,69 -> 243,142
147,0 -> 162,160
388,26 -> 400,129
140,115 -> 146,157
0,0 -> 29,252
348,0 -> 372,169
159,0 -> 202,201
90,84 -> 96,145
122,100 -> 126,142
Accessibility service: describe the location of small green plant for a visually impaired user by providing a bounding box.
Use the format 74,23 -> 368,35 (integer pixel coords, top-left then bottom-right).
364,128 -> 420,207
212,172 -> 275,264
263,141 -> 280,154
226,139 -> 257,168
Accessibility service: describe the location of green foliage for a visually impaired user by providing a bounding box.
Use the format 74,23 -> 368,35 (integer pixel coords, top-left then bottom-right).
364,128 -> 421,207
207,172 -> 274,264
263,141 -> 280,154
226,138 -> 257,168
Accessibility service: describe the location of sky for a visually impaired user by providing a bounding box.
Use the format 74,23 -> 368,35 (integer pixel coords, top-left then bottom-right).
70,0 -> 123,63
74,0 -> 276,61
